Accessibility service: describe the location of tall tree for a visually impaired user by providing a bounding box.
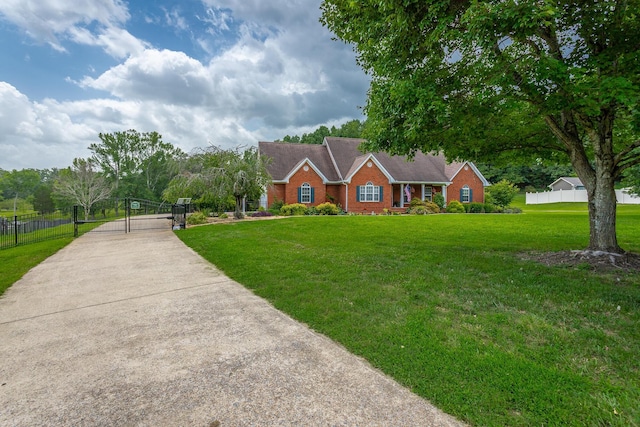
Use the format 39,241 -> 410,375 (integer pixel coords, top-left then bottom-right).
137,131 -> 184,200
53,158 -> 112,220
321,0 -> 640,254
89,130 -> 138,214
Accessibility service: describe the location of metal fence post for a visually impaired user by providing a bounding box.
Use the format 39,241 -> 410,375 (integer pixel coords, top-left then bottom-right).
73,205 -> 78,237
14,215 -> 18,246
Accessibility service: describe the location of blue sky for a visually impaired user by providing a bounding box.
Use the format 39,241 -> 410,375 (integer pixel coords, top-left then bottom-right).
0,0 -> 369,170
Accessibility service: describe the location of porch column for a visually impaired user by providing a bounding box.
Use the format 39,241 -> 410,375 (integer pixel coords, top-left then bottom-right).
442,185 -> 447,206
400,184 -> 405,208
421,184 -> 425,201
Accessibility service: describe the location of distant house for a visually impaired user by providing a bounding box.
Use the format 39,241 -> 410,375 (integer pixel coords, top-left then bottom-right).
548,177 -> 585,191
258,137 -> 489,213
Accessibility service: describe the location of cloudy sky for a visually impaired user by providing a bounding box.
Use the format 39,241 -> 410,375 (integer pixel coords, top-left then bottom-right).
0,0 -> 369,170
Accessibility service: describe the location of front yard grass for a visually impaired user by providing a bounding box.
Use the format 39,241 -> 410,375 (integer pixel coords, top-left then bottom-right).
177,211 -> 640,426
0,238 -> 72,296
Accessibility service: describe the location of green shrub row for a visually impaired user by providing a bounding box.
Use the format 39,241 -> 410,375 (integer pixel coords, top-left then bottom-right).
406,198 -> 440,214
279,202 -> 342,216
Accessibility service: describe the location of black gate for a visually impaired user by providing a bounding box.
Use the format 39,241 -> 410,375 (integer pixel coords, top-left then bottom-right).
74,198 -> 187,234
126,198 -> 173,232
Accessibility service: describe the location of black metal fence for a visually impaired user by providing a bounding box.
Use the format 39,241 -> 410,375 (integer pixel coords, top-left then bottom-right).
1,198 -> 190,250
0,211 -> 75,250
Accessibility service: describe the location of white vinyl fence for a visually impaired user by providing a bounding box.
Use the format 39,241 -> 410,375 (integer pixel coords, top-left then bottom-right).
526,188 -> 640,205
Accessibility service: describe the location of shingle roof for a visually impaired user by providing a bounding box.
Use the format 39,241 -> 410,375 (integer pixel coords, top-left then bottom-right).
258,141 -> 340,182
259,138 -> 485,185
325,137 -> 450,183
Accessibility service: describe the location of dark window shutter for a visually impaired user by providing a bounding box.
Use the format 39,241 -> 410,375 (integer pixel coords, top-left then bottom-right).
379,186 -> 383,201
311,188 -> 315,203
297,187 -> 301,203
459,188 -> 463,201
356,186 -> 361,202
469,188 -> 473,202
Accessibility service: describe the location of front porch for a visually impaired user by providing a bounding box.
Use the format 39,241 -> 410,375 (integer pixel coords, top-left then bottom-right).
391,183 -> 446,208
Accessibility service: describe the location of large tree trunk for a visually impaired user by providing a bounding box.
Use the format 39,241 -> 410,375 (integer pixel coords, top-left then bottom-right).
547,111 -> 623,254
587,176 -> 621,253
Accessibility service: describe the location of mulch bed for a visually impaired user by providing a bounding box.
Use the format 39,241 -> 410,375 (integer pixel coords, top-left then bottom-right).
522,250 -> 640,273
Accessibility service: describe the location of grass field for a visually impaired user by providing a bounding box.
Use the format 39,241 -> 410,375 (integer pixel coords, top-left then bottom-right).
0,238 -> 72,296
176,206 -> 640,426
1,197 -> 638,425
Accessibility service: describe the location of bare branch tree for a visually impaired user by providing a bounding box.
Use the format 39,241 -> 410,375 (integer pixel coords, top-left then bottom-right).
54,158 -> 112,220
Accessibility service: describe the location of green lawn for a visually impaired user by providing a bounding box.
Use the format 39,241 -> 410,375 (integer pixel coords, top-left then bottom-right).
177,209 -> 640,426
0,238 -> 72,296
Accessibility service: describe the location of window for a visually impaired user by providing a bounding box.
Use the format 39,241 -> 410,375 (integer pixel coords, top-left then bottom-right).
299,182 -> 314,203
358,182 -> 382,202
424,186 -> 433,202
461,185 -> 471,203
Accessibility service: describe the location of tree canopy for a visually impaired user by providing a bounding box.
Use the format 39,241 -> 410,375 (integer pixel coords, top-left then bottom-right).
321,0 -> 640,253
278,119 -> 365,144
163,146 -> 271,218
89,130 -> 184,203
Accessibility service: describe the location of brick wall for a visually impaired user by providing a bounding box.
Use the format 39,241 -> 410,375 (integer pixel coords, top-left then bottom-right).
348,162 -> 391,213
447,164 -> 485,204
285,163 -> 326,206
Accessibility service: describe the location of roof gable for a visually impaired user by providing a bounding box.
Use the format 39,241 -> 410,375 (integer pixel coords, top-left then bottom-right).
259,141 -> 340,182
283,158 -> 330,183
325,137 -> 451,183
548,177 -> 583,189
446,161 -> 491,187
343,153 -> 394,183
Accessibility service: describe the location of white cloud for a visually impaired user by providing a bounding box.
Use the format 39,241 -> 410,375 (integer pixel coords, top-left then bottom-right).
0,1 -> 370,170
0,0 -> 141,57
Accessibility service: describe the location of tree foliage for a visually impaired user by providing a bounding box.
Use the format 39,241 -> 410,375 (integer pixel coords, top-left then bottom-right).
89,130 -> 184,203
163,146 -> 272,219
279,119 -> 365,143
321,0 -> 640,253
53,158 -> 112,220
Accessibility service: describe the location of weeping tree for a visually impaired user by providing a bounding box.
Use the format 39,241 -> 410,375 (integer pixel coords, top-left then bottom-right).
163,146 -> 271,219
321,0 -> 640,254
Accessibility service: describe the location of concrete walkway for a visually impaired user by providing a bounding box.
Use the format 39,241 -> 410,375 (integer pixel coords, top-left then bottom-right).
0,225 -> 465,426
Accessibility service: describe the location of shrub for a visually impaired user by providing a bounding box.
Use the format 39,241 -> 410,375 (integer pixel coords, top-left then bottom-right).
433,193 -> 445,209
219,213 -> 229,219
186,211 -> 208,225
408,206 -> 427,215
486,179 -> 519,208
469,202 -> 485,213
316,202 -> 339,215
280,203 -> 308,216
524,185 -> 537,193
424,201 -> 440,214
251,210 -> 273,217
483,203 -> 495,213
409,197 -> 425,207
446,200 -> 465,213
269,198 -> 284,215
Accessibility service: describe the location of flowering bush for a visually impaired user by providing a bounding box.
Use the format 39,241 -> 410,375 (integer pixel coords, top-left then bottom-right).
316,202 -> 339,215
280,203 -> 308,216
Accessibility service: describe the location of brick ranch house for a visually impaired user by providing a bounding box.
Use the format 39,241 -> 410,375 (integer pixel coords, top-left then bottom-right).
258,137 -> 490,214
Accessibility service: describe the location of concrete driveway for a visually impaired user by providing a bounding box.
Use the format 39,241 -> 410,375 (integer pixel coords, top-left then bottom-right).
0,226 -> 465,426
